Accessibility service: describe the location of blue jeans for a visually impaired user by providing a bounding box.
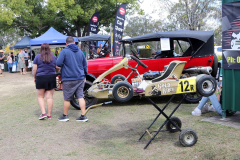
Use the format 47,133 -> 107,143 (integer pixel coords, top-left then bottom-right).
7,62 -> 12,73
198,94 -> 222,115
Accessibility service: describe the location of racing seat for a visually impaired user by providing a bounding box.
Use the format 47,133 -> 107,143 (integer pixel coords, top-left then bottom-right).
152,61 -> 186,83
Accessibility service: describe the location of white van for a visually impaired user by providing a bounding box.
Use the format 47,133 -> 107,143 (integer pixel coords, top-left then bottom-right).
214,46 -> 222,56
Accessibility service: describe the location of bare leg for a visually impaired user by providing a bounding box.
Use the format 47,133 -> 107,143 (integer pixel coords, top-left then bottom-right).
25,66 -> 28,73
45,89 -> 54,116
0,69 -> 2,74
23,68 -> 26,74
63,100 -> 71,115
78,98 -> 86,115
37,89 -> 46,114
20,68 -> 22,74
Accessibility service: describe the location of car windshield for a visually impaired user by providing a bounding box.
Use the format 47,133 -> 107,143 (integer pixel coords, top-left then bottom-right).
121,39 -> 190,59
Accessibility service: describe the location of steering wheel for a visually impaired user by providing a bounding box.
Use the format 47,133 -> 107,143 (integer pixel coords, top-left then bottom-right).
130,55 -> 148,68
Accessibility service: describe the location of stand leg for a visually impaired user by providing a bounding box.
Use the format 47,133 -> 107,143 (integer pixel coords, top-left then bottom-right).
139,95 -> 175,141
142,94 -> 187,149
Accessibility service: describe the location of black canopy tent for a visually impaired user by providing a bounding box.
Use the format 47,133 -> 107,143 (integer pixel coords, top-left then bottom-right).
78,34 -> 110,41
120,30 -> 214,58
78,34 -> 111,59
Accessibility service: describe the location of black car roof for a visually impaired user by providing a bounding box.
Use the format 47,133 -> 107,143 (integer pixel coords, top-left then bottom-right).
120,30 -> 214,43
78,34 -> 110,41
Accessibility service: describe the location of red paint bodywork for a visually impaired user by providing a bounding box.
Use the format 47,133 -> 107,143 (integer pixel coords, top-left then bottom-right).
87,55 -> 214,83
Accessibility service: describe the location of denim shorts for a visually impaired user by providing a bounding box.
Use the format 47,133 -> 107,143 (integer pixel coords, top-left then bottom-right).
62,79 -> 85,101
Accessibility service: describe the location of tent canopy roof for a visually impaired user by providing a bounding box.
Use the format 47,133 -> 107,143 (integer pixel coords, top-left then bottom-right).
120,30 -> 214,43
30,27 -> 78,46
10,35 -> 31,49
78,34 -> 110,41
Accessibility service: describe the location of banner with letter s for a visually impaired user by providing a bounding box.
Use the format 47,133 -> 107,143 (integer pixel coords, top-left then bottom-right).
113,3 -> 127,56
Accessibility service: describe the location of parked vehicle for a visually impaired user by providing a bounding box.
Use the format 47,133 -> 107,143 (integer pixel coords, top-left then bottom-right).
214,46 -> 222,56
70,30 -> 219,109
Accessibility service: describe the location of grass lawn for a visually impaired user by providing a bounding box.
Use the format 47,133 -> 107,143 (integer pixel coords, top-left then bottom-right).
0,72 -> 240,160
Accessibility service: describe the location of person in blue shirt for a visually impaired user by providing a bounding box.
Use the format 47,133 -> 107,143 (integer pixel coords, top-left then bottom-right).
57,36 -> 88,122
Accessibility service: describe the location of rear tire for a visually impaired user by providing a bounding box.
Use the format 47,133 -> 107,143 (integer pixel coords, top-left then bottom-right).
112,81 -> 133,103
55,73 -> 63,91
70,80 -> 98,110
182,93 -> 202,103
211,54 -> 218,78
196,75 -> 217,97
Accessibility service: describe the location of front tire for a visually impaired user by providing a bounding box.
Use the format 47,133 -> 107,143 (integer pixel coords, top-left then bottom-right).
70,80 -> 98,110
112,81 -> 133,103
196,75 -> 217,97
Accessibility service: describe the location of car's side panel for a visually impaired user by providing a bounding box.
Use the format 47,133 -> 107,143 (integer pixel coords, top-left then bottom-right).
87,57 -> 115,80
180,56 -> 214,68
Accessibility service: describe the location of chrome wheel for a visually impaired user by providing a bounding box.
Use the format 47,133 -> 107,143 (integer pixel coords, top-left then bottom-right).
117,86 -> 129,98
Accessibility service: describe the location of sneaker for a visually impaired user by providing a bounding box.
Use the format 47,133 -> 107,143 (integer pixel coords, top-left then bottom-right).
76,115 -> 88,122
192,107 -> 201,116
201,103 -> 209,113
58,114 -> 69,122
39,114 -> 47,120
47,116 -> 52,119
208,105 -> 216,112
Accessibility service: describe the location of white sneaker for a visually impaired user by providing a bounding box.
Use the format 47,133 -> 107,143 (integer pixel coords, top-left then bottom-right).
192,107 -> 201,116
201,103 -> 209,113
208,105 -> 216,112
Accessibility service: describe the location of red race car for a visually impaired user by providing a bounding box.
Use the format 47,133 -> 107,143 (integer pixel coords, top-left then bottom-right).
69,31 -> 218,109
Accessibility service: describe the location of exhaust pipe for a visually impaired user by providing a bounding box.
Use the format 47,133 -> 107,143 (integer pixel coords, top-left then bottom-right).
183,67 -> 212,74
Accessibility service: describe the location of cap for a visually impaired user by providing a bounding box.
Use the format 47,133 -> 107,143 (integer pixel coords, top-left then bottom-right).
0,49 -> 4,52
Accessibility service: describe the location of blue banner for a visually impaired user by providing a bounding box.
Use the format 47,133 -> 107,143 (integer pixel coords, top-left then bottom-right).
12,61 -> 17,72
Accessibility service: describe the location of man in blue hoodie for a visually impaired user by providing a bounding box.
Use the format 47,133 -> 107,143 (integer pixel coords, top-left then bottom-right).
57,36 -> 88,122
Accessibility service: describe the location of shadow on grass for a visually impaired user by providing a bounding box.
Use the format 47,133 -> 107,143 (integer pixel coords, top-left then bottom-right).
79,118 -> 184,147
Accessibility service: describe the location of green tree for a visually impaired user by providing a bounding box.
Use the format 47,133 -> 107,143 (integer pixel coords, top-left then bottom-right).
159,0 -> 221,31
124,15 -> 163,37
124,15 -> 163,52
0,0 -> 140,39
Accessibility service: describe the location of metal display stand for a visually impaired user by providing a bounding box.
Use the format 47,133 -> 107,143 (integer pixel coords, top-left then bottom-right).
139,95 -> 198,149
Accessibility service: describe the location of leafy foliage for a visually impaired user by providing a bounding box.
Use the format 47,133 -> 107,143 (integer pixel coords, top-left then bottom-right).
0,0 -> 140,41
124,14 -> 163,37
160,0 -> 221,31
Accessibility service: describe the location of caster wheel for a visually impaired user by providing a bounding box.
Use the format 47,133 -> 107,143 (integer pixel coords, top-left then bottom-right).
179,128 -> 198,147
166,117 -> 182,133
